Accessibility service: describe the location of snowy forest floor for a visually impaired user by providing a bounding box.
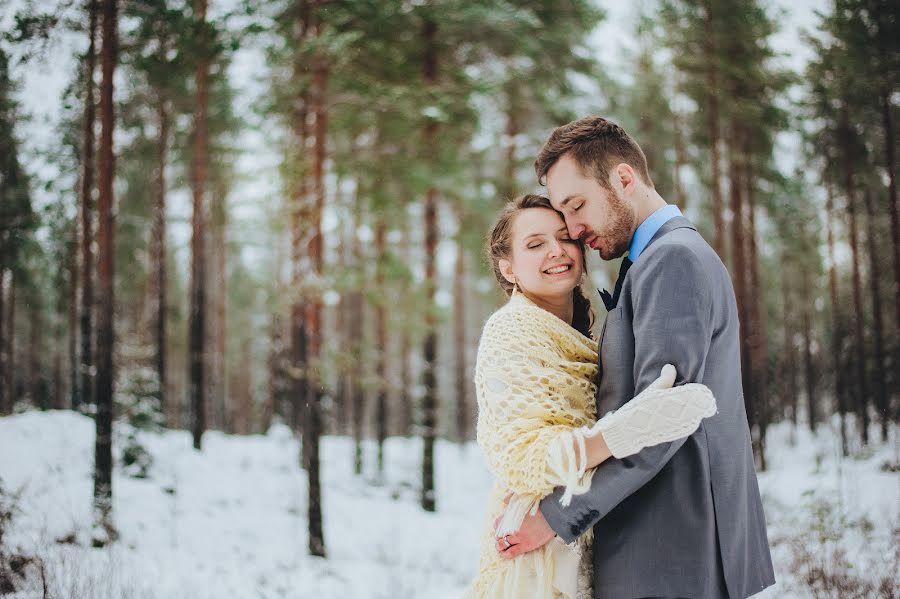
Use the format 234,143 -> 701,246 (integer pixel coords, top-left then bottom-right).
1,410 -> 898,598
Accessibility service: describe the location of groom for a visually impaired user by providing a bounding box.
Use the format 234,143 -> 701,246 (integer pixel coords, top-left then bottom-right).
498,117 -> 776,598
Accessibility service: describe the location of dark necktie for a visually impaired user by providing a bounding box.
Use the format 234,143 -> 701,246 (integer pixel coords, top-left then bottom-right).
599,256 -> 632,312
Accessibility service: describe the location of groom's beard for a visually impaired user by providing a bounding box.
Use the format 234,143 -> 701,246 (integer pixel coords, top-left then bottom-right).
591,192 -> 635,261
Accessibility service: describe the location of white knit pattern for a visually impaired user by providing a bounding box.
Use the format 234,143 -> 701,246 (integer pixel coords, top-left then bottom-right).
591,364 -> 717,459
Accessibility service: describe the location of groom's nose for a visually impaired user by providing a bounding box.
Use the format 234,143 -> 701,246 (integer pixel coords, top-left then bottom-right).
567,220 -> 585,240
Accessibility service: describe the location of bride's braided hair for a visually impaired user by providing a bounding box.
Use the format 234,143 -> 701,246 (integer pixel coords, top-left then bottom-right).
487,194 -> 595,338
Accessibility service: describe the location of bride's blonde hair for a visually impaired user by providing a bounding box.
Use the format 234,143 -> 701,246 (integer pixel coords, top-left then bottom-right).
486,194 -> 594,337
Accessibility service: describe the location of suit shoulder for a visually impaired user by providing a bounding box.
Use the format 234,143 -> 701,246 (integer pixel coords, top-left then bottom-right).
643,228 -> 724,272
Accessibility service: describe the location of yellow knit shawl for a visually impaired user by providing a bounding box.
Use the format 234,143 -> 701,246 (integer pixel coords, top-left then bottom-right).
467,293 -> 598,598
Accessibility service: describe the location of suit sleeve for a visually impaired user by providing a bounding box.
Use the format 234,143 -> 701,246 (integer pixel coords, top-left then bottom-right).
539,243 -> 714,543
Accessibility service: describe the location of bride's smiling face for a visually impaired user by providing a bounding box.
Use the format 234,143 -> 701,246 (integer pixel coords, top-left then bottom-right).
499,208 -> 584,300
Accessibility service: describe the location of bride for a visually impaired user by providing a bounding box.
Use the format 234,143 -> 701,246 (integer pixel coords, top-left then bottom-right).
467,194 -> 717,598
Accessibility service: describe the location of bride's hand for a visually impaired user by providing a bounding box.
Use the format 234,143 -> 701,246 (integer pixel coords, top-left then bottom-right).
496,507 -> 555,558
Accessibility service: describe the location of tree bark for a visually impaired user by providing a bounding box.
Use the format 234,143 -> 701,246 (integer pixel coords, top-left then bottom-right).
351,185 -> 365,475
672,96 -> 686,207
189,0 -> 210,450
801,267 -> 815,435
881,87 -> 900,416
5,275 -> 15,408
780,267 -> 797,429
79,0 -> 99,412
151,97 -> 169,424
398,205 -> 414,437
826,182 -> 846,452
5,274 -> 14,409
728,132 -> 753,439
305,1 -> 327,557
454,216 -> 469,443
745,161 -> 766,470
0,268 -> 7,415
502,85 -> 519,202
703,1 -> 726,260
208,179 -> 227,431
863,189 -> 888,441
68,215 -> 78,410
289,0 -> 311,469
93,0 -> 117,543
843,131 -> 869,445
374,220 -> 387,478
28,300 -> 42,409
420,15 -> 438,514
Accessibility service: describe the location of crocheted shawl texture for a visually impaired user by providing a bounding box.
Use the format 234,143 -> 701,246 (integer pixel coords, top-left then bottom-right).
467,293 -> 599,598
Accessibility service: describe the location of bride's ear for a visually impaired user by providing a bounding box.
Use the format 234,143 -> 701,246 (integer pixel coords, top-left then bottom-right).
499,258 -> 516,285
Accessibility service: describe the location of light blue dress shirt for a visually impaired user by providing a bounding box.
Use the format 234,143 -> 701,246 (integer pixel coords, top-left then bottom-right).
628,204 -> 683,262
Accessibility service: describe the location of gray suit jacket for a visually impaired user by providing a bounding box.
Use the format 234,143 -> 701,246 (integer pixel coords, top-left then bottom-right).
540,217 -> 775,599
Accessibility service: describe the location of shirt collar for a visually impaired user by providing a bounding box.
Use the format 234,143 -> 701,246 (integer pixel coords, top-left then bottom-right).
628,204 -> 683,262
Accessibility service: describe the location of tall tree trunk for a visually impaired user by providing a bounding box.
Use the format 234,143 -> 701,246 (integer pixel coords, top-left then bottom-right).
881,88 -> 900,419
53,345 -> 63,410
151,98 -> 169,423
745,163 -> 766,470
801,267 -> 815,434
28,300 -> 42,408
232,354 -> 253,434
305,3 -> 327,557
826,182 -> 846,452
332,184 -> 348,437
454,217 -> 469,443
781,267 -> 798,429
728,132 -> 753,442
374,220 -> 387,479
703,1 -> 726,260
5,274 -> 14,409
843,140 -> 869,445
93,0 -> 117,544
398,206 -> 413,437
189,0 -> 210,450
672,96 -> 686,207
208,181 -> 227,431
863,189 -> 888,441
68,217 -> 78,409
502,85 -> 519,202
0,268 -> 7,415
420,16 -> 438,514
289,1 -> 311,469
79,0 -> 99,412
351,185 -> 365,475
266,310 -> 285,432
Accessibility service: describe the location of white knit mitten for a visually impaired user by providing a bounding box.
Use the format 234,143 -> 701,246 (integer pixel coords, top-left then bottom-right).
586,364 -> 717,459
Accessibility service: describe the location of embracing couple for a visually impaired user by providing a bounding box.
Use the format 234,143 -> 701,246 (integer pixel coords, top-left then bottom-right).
467,117 -> 776,599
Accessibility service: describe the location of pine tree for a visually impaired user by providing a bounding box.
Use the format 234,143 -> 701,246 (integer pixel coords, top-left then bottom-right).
93,0 -> 119,546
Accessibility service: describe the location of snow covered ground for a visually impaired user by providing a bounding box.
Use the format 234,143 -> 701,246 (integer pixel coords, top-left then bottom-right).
1,410 -> 897,598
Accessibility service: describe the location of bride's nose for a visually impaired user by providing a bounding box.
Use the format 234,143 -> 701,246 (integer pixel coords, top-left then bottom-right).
547,239 -> 564,257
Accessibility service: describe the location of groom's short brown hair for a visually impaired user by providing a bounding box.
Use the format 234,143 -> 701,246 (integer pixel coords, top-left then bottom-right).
534,116 -> 654,189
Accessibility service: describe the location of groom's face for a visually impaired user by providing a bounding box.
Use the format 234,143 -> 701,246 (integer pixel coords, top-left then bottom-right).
546,154 -> 635,261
